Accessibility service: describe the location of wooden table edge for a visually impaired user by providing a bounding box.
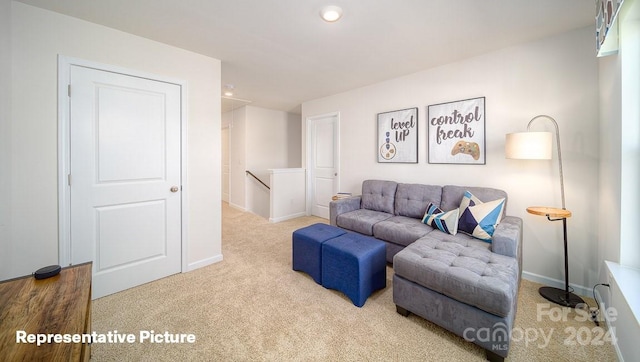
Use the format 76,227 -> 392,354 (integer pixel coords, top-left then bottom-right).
526,206 -> 572,218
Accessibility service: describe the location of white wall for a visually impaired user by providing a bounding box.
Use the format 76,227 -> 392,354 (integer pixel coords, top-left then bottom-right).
598,54 -> 622,269
269,168 -> 306,223
286,112 -> 303,168
246,106 -> 301,218
302,27 -> 601,291
246,106 -> 302,179
598,4 -> 640,359
228,106 -> 247,210
0,0 -> 12,279
221,127 -> 230,203
226,105 -> 302,217
597,0 -> 640,273
619,14 -> 640,269
5,2 -> 222,279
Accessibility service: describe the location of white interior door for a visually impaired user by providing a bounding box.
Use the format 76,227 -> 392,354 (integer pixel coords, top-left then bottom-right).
69,65 -> 182,299
309,114 -> 339,219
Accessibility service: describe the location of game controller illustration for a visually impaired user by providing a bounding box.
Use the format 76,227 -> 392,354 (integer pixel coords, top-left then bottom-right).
451,140 -> 480,160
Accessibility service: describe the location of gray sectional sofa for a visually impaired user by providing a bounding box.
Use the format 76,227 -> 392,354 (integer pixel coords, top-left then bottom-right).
329,180 -> 522,361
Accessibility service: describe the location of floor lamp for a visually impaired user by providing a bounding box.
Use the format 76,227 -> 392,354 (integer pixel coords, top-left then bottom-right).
505,115 -> 585,308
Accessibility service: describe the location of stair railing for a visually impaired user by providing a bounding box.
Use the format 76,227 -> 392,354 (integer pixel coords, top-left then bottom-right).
245,170 -> 270,190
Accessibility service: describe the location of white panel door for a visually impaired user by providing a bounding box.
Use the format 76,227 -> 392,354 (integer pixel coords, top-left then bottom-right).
310,114 -> 339,219
70,65 -> 182,299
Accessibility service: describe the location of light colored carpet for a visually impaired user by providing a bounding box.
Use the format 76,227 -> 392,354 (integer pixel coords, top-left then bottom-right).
91,203 -> 617,361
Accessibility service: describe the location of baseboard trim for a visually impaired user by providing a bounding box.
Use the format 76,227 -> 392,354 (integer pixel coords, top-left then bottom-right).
186,254 -> 223,272
228,203 -> 246,212
270,212 -> 307,223
522,271 -> 591,298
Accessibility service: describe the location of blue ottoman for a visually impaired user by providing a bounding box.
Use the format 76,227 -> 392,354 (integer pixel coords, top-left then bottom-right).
292,223 -> 346,284
321,233 -> 387,307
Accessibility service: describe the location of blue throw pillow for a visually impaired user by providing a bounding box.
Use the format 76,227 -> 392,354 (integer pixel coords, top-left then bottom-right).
458,191 -> 505,242
422,203 -> 459,235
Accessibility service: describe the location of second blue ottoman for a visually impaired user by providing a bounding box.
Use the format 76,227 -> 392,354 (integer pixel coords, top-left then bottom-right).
321,233 -> 387,307
292,223 -> 346,284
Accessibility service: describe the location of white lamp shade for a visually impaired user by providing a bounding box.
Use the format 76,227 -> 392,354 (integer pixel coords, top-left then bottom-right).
505,131 -> 553,160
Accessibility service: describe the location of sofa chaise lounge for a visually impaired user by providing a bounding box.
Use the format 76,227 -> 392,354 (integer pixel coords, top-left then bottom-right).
329,180 -> 522,361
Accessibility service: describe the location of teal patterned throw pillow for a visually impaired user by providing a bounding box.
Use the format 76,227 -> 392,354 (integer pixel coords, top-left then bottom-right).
458,191 -> 505,242
422,203 -> 459,235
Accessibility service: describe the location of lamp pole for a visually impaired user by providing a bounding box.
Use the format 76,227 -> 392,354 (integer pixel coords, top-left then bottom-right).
525,115 -> 583,307
526,115 -> 565,210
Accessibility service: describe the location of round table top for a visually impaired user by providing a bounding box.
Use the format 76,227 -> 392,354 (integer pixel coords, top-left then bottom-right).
526,206 -> 571,218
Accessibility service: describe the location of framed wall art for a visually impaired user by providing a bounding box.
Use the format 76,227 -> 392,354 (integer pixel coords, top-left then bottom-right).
427,97 -> 485,165
377,107 -> 418,163
596,0 -> 624,56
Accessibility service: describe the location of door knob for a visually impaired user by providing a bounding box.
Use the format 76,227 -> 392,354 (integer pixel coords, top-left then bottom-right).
170,186 -> 179,193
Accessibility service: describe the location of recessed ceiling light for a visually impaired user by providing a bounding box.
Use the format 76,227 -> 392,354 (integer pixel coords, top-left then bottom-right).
223,84 -> 234,97
320,5 -> 343,22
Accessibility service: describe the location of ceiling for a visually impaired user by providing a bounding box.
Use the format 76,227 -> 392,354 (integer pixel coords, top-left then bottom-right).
17,0 -> 595,114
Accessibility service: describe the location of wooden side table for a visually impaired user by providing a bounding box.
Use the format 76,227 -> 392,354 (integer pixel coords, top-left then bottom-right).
0,262 -> 92,361
527,206 -> 585,308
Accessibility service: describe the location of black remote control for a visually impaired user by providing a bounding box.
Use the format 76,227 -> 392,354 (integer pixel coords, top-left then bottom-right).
34,265 -> 62,280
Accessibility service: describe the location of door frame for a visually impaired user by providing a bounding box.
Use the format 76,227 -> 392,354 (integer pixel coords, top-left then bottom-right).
305,111 -> 340,216
57,55 -> 189,272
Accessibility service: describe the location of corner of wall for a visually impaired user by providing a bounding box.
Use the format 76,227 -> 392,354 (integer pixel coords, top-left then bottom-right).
0,0 -> 13,280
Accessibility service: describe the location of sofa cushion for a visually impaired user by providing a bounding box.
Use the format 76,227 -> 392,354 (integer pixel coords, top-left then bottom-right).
394,184 -> 442,218
441,185 -> 508,217
425,228 -> 492,250
422,203 -> 459,235
393,235 -> 518,318
336,209 -> 393,236
458,191 -> 505,242
361,180 -> 398,214
372,216 -> 432,247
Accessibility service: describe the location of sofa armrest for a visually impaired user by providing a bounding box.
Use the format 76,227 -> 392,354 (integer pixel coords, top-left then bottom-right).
491,216 -> 523,264
329,196 -> 362,226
